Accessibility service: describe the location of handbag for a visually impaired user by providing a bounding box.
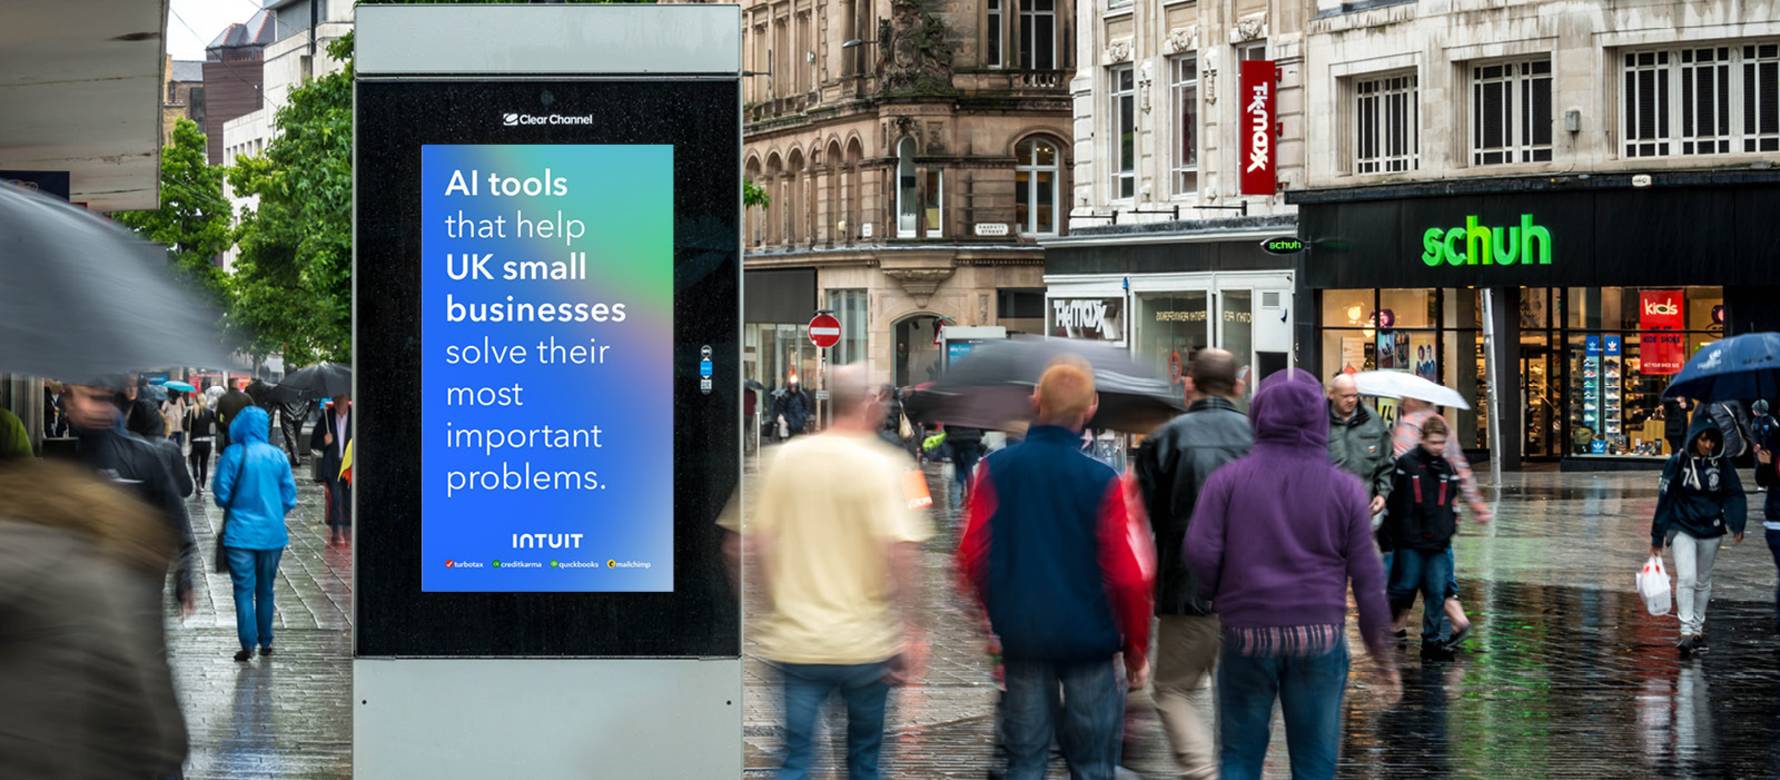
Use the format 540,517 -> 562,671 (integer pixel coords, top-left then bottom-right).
213,452 -> 246,573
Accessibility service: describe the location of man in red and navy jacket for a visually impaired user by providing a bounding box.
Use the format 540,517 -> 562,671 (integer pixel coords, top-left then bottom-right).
957,360 -> 1152,779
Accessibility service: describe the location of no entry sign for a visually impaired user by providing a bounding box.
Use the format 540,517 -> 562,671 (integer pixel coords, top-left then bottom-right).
808,312 -> 842,349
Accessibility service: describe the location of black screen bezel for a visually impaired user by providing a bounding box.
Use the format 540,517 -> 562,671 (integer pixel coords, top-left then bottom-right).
353,77 -> 740,657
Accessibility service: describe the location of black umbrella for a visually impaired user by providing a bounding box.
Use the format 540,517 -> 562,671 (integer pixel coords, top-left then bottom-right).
902,337 -> 1184,433
0,182 -> 240,380
277,362 -> 352,399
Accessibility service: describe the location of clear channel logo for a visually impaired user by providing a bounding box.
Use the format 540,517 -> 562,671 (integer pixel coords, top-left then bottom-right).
502,112 -> 594,127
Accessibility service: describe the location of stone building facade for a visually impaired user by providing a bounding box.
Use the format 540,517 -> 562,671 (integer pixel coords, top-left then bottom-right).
739,0 -> 1076,393
1288,0 -> 1780,467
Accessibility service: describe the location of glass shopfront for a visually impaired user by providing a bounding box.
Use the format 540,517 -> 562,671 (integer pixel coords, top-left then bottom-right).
1318,286 -> 1724,460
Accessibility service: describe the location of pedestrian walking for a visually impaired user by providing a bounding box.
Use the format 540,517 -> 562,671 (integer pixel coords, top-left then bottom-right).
161,390 -> 188,449
948,425 -> 985,510
1754,439 -> 1780,635
1134,348 -> 1251,780
1651,411 -> 1746,655
1383,416 -> 1464,661
122,377 -> 164,440
187,396 -> 217,497
1390,398 -> 1489,648
958,359 -> 1152,780
773,375 -> 813,439
1664,397 -> 1694,456
214,406 -> 298,663
1184,368 -> 1399,780
746,365 -> 930,780
311,393 -> 353,547
0,406 -> 32,459
0,459 -> 190,779
215,379 -> 253,450
1326,374 -> 1392,522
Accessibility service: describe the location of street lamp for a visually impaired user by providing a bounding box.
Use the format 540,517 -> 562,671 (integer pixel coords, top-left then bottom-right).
841,38 -> 878,49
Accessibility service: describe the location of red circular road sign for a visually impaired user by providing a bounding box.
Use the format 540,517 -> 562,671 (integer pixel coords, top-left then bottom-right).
808,312 -> 842,349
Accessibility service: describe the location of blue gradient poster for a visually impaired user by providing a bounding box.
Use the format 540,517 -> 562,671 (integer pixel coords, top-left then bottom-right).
420,144 -> 673,592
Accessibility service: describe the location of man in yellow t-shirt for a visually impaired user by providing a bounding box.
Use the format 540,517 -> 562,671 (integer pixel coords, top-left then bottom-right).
744,365 -> 931,778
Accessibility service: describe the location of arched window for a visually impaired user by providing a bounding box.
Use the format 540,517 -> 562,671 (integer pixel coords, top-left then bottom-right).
897,137 -> 919,237
1015,138 -> 1059,235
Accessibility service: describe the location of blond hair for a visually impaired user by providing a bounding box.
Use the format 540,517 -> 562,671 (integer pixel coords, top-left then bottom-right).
1035,358 -> 1096,424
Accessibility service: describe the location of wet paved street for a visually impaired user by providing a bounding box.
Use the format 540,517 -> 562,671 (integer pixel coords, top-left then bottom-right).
166,463 -> 1780,778
170,478 -> 352,779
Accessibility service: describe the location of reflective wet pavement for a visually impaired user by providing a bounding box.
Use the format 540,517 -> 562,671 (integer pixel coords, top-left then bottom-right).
164,465 -> 1780,778
739,464 -> 1780,779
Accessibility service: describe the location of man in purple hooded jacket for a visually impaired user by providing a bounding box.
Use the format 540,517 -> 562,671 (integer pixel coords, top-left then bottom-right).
1184,368 -> 1399,780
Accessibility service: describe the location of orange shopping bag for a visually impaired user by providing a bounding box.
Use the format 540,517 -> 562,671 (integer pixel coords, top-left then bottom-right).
904,468 -> 933,511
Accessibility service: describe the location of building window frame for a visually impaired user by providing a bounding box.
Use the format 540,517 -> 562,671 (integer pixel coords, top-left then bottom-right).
1621,41 -> 1780,158
896,137 -> 919,237
1015,137 -> 1061,236
986,0 -> 1004,68
1109,65 -> 1136,202
825,288 -> 870,367
1353,71 -> 1420,174
1169,52 -> 1199,196
1018,0 -> 1056,71
1470,57 -> 1553,166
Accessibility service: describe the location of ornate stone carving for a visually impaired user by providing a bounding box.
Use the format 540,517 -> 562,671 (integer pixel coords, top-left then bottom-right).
883,267 -> 954,306
1104,38 -> 1134,64
878,0 -> 955,97
1162,26 -> 1199,55
1231,14 -> 1267,44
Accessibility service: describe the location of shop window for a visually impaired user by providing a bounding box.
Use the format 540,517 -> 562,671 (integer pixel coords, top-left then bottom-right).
1622,41 -> 1780,158
986,0 -> 1003,68
1471,58 -> 1553,165
1170,54 -> 1200,196
1018,0 -> 1055,71
826,289 -> 869,367
1109,66 -> 1136,200
1379,288 -> 1435,329
1322,289 -> 1376,329
1354,72 -> 1419,173
1133,291 -> 1209,390
998,288 -> 1046,335
1015,138 -> 1060,235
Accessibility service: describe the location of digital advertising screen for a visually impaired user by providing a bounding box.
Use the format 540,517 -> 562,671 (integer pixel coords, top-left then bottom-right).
355,78 -> 739,657
420,144 -> 674,592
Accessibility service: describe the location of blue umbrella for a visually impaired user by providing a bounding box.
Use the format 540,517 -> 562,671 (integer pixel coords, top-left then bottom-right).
1661,332 -> 1780,403
164,380 -> 196,393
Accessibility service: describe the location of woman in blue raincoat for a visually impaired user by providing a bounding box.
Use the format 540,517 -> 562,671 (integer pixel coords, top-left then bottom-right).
213,406 -> 298,662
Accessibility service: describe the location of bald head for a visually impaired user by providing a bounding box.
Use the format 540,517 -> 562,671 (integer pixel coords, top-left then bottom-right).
1189,349 -> 1238,399
1033,358 -> 1099,430
1328,374 -> 1360,417
827,364 -> 883,431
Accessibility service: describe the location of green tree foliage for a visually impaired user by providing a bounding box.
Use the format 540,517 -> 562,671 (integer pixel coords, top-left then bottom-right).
744,178 -> 770,209
115,117 -> 232,307
229,34 -> 355,365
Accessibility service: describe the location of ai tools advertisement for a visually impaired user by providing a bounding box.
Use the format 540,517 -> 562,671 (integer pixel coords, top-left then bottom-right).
420,144 -> 673,592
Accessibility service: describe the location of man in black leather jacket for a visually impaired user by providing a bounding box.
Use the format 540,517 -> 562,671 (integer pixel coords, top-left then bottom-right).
1134,349 -> 1252,779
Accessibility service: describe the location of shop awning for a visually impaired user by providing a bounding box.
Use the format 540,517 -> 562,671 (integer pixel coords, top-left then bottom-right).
0,0 -> 168,211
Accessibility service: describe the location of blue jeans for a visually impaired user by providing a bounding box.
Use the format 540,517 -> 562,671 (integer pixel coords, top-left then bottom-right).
225,547 -> 283,651
1002,657 -> 1123,780
1389,547 -> 1453,645
1218,639 -> 1350,780
1766,529 -> 1780,626
778,662 -> 891,780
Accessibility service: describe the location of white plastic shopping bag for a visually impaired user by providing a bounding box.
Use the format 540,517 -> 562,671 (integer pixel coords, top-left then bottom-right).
1637,555 -> 1672,616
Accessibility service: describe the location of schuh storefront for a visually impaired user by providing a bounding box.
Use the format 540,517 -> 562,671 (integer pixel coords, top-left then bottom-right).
1289,171 -> 1780,469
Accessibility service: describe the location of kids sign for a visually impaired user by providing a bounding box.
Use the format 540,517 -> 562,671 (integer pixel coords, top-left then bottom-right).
1239,60 -> 1276,196
1640,289 -> 1686,375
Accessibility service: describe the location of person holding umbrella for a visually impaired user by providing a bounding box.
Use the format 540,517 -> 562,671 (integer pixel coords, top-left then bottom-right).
312,392 -> 354,547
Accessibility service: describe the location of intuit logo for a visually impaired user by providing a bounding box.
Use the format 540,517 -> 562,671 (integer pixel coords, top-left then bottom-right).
1419,214 -> 1552,267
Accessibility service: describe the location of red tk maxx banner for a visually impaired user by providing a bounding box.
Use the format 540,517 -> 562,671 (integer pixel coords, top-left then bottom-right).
1239,60 -> 1277,196
1640,289 -> 1686,375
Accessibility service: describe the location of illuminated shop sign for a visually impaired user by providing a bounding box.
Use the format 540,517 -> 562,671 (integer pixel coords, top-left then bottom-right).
1419,214 -> 1551,267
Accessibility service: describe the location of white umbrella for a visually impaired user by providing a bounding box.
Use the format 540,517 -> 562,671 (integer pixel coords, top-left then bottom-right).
1351,370 -> 1471,410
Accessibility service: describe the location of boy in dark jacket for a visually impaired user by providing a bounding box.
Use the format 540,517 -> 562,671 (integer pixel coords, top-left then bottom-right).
1653,413 -> 1747,654
1384,416 -> 1463,661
